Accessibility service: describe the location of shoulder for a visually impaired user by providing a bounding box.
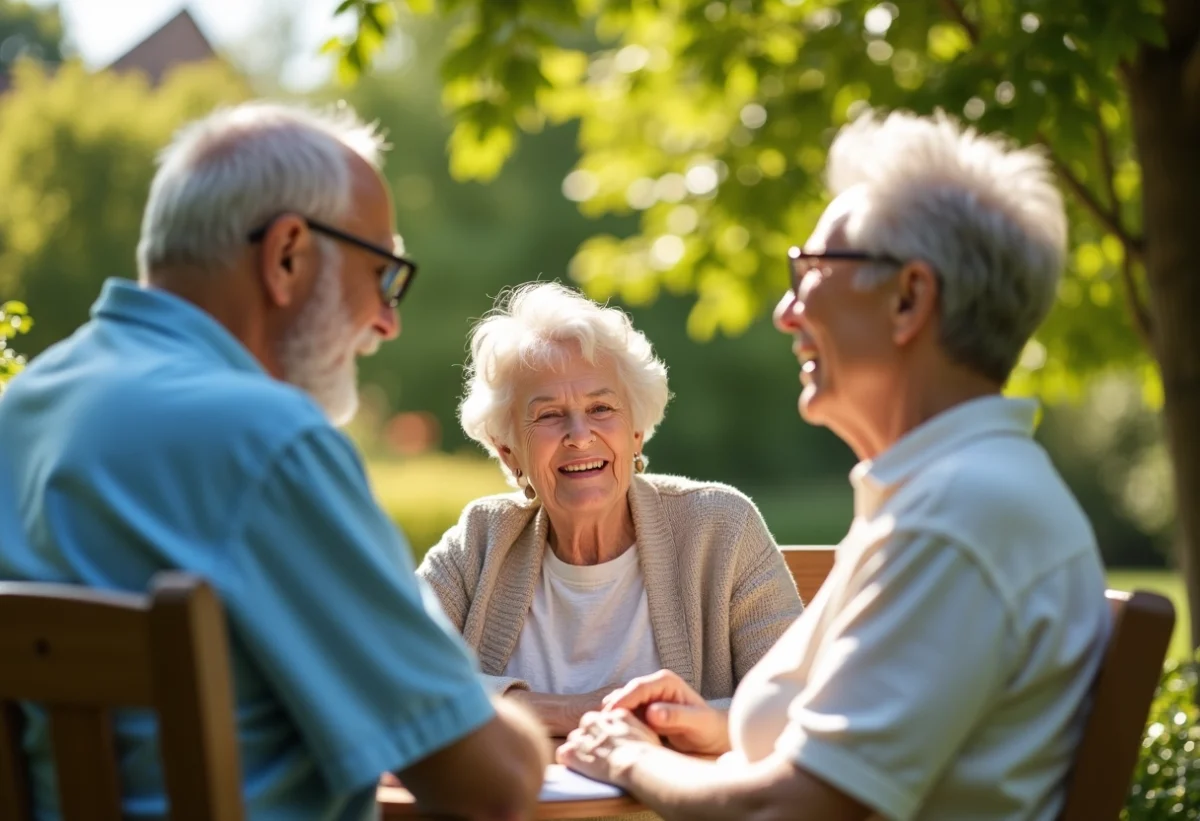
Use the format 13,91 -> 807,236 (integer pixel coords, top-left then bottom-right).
912,436 -> 1084,529
639,472 -> 764,521
887,437 -> 1097,591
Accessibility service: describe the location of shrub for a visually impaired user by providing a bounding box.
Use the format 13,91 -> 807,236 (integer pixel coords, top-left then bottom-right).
0,301 -> 31,393
366,453 -> 509,560
1124,654 -> 1200,819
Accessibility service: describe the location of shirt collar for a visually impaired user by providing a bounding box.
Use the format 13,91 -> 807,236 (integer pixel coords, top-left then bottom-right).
850,395 -> 1039,519
90,278 -> 265,375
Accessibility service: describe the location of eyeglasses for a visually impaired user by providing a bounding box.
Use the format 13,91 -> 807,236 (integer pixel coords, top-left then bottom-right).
247,216 -> 418,308
787,246 -> 902,297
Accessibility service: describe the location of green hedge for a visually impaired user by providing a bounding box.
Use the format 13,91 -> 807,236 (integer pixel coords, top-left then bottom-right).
367,453 -> 509,559
1124,655 -> 1200,820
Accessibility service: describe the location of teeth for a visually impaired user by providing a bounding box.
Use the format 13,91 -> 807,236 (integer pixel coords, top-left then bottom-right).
562,460 -> 605,473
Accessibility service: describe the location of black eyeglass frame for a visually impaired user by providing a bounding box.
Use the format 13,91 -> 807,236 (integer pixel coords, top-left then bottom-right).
248,216 -> 418,308
786,247 -> 904,297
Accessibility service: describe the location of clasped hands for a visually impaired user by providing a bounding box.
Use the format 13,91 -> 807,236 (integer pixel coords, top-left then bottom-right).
556,669 -> 730,787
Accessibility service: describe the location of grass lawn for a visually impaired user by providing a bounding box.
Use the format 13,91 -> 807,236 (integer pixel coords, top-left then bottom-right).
1106,569 -> 1191,661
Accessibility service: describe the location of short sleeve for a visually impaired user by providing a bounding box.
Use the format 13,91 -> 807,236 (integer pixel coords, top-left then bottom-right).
218,427 -> 495,795
777,534 -> 1013,821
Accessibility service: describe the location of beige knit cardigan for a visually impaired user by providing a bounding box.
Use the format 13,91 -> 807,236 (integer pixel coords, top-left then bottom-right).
417,472 -> 804,700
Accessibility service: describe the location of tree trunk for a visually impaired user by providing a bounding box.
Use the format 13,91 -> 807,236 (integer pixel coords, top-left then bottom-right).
1126,0 -> 1200,654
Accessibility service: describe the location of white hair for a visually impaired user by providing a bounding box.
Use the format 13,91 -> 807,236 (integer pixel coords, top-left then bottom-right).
137,101 -> 388,281
460,282 -> 671,483
827,110 -> 1067,382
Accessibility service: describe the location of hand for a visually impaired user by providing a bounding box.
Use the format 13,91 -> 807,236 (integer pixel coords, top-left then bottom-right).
603,670 -> 730,756
556,708 -> 661,787
507,687 -> 615,737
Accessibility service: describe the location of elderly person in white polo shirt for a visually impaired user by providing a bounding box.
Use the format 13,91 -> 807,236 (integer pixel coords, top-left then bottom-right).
556,111 -> 1111,821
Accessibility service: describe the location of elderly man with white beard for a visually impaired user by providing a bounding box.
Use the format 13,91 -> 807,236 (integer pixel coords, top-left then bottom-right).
0,101 -> 548,821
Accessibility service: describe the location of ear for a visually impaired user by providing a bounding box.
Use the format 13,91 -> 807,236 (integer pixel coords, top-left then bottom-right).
633,431 -> 643,442
891,261 -> 939,347
494,442 -> 522,476
257,214 -> 316,309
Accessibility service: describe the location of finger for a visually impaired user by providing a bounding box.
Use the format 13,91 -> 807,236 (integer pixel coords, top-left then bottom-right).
602,670 -> 675,708
603,681 -> 670,712
645,702 -> 699,732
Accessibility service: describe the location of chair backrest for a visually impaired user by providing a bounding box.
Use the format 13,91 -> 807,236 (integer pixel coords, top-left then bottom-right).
0,573 -> 244,821
780,545 -> 837,605
1058,589 -> 1175,821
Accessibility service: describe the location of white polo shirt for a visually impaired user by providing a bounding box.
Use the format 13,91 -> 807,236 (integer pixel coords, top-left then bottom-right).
727,396 -> 1110,821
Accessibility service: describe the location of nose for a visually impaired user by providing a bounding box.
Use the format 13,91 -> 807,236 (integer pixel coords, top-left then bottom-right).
564,412 -> 596,447
374,303 -> 400,340
773,288 -> 803,334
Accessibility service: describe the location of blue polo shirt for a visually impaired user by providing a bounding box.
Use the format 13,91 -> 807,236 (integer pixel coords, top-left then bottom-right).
0,279 -> 495,820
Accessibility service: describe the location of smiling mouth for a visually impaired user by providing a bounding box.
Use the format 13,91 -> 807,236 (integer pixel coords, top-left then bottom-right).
559,460 -> 608,476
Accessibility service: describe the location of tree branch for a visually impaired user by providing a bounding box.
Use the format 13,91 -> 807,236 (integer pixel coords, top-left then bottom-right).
1088,92 -> 1154,345
939,0 -> 980,44
1036,132 -> 1146,259
1119,248 -> 1155,350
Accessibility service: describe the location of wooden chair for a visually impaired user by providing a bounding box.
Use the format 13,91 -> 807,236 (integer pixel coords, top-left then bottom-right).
1058,589 -> 1176,821
0,573 -> 244,821
780,546 -> 1176,819
780,545 -> 837,605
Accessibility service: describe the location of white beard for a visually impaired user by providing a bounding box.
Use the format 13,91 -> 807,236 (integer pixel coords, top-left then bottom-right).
279,256 -> 380,427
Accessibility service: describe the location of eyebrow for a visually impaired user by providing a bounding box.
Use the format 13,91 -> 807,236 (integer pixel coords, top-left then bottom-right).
526,388 -> 618,409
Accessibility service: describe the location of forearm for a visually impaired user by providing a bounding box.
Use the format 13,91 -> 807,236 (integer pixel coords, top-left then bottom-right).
507,689 -> 605,736
611,746 -> 862,821
399,698 -> 550,819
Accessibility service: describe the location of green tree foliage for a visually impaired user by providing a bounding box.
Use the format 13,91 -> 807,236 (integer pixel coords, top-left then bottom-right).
0,300 -> 30,393
0,0 -> 63,71
335,1 -> 1200,653
0,59 -> 249,353
333,0 -> 1162,398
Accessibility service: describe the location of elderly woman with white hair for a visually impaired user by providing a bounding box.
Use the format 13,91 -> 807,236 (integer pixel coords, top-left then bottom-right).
554,111 -> 1111,821
417,282 -> 803,736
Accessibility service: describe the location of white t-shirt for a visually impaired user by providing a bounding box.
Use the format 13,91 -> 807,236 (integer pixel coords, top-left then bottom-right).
503,543 -> 662,694
727,396 -> 1110,821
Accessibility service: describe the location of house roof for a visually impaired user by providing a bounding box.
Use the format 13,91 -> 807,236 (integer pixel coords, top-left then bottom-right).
107,8 -> 216,85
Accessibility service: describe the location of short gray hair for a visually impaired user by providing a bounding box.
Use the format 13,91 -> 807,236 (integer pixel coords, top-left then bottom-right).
460,283 -> 671,481
827,110 -> 1067,383
137,101 -> 388,281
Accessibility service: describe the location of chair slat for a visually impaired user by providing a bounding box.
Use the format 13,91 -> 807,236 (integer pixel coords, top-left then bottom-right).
0,702 -> 32,821
0,592 -> 153,704
49,706 -> 123,821
149,576 -> 244,821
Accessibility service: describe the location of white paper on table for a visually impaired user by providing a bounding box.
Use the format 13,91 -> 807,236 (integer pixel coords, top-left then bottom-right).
539,764 -> 625,802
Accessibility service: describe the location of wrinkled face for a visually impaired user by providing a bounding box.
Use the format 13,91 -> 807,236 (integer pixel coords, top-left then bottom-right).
773,190 -> 898,432
506,347 -> 642,521
279,156 -> 400,425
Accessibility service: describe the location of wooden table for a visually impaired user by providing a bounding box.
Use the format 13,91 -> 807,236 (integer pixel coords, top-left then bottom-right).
377,782 -> 647,819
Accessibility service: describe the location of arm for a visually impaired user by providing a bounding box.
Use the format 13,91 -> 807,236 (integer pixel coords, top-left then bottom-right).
506,687 -> 614,737
399,697 -> 550,819
416,522 -> 473,633
608,745 -> 869,821
568,534 -> 1014,821
728,505 -> 804,682
223,428 -> 546,808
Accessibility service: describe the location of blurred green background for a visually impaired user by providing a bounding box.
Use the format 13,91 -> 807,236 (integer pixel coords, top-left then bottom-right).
0,3 -> 1184,654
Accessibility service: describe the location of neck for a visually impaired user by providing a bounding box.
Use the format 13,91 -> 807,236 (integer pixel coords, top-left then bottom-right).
546,501 -> 637,566
840,363 -> 1002,462
148,266 -> 285,380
